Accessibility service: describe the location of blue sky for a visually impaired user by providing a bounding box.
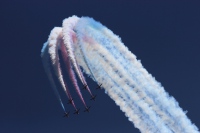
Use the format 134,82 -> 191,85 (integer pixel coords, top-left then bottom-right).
1,1 -> 200,133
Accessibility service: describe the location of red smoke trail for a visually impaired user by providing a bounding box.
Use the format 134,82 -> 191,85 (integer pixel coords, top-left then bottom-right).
60,41 -> 87,107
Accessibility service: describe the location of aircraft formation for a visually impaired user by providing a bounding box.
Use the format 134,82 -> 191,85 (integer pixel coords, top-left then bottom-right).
63,83 -> 102,118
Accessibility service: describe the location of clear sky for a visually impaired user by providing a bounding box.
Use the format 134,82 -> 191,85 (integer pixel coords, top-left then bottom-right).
1,0 -> 200,133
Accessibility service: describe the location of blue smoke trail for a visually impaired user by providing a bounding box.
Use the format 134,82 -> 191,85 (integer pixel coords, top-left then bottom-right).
41,42 -> 66,112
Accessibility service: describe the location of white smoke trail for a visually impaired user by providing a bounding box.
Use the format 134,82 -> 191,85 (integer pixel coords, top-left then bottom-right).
75,19 -> 179,132
41,42 -> 66,112
62,16 -> 93,96
42,16 -> 199,133
60,41 -> 87,107
48,28 -> 71,98
47,27 -> 77,109
73,17 -> 199,133
98,22 -> 198,133
75,27 -> 172,133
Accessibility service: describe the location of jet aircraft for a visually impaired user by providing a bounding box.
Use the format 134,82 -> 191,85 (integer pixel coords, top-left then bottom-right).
84,106 -> 91,112
90,95 -> 97,101
63,111 -> 70,117
74,108 -> 80,115
82,84 -> 88,90
96,84 -> 102,89
68,99 -> 73,104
